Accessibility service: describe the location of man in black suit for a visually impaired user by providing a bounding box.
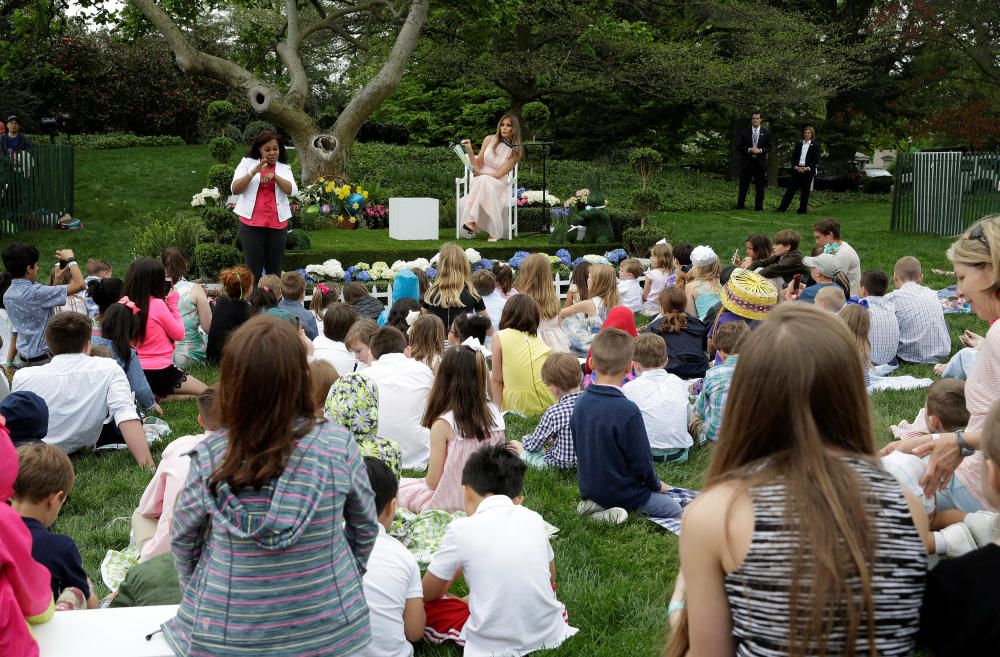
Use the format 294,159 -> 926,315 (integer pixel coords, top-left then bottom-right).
777,126 -> 819,214
736,111 -> 771,211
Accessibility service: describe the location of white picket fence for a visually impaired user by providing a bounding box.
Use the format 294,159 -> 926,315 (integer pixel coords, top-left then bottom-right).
356,272 -> 578,303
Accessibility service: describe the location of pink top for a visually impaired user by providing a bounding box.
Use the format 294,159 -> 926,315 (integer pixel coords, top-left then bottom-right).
135,291 -> 184,370
135,432 -> 209,561
956,320 -> 1000,511
396,406 -> 505,513
0,424 -> 54,657
239,168 -> 281,229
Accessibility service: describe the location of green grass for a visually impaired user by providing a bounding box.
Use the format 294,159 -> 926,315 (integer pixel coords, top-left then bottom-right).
5,145 -> 991,656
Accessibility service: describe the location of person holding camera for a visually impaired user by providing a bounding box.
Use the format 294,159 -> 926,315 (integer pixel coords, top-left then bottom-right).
1,243 -> 85,374
230,131 -> 298,283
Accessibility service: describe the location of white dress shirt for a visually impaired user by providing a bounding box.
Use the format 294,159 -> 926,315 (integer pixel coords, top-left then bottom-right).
311,335 -> 359,376
359,525 -> 423,657
617,279 -> 644,313
481,291 -> 507,349
885,281 -> 951,364
831,240 -> 862,296
13,352 -> 140,454
798,141 -> 812,166
361,352 -> 434,469
427,495 -> 578,657
622,369 -> 692,450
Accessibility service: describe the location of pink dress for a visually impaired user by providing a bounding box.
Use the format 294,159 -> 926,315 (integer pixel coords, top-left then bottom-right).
462,140 -> 514,238
397,406 -> 505,513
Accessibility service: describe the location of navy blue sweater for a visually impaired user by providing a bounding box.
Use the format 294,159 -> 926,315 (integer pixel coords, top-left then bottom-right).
570,384 -> 661,510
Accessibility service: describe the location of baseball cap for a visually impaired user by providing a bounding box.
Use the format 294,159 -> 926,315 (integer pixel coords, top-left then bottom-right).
0,391 -> 49,446
802,253 -> 841,278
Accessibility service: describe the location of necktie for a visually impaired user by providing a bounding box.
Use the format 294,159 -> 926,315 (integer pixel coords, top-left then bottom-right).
752,129 -> 759,148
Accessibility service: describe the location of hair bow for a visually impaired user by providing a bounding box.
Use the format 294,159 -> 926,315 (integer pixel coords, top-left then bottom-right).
117,296 -> 140,315
461,336 -> 492,359
317,283 -> 331,296
406,310 -> 420,327
262,286 -> 270,293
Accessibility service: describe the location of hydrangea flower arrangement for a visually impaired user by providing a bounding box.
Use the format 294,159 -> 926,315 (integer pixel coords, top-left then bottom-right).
191,187 -> 221,207
305,259 -> 346,281
508,251 -> 531,269
604,248 -> 628,265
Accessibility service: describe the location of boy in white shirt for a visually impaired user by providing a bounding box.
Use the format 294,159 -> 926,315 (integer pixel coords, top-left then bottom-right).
359,456 -> 425,657
616,259 -> 644,313
472,269 -> 505,349
422,445 -> 577,656
361,327 -> 434,469
312,303 -> 359,375
623,334 -> 692,464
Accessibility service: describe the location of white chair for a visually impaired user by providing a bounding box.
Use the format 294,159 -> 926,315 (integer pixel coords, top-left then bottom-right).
455,162 -> 519,240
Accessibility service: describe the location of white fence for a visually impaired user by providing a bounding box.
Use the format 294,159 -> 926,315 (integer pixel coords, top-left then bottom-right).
359,272 -> 578,303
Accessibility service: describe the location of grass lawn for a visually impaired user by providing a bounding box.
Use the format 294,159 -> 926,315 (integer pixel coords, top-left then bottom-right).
4,146 -> 991,656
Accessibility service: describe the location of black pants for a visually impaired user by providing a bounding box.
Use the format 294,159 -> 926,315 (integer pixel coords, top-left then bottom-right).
240,223 -> 286,283
737,158 -> 767,210
778,170 -> 814,213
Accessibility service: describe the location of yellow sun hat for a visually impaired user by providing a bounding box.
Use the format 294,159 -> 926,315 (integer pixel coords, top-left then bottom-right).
720,268 -> 778,321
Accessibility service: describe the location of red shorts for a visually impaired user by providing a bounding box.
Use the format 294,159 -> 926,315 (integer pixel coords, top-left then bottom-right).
423,596 -> 469,645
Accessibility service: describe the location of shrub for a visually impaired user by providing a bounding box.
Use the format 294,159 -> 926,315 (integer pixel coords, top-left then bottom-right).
623,226 -> 673,258
864,176 -> 893,195
357,121 -> 409,145
209,137 -> 237,164
221,124 -> 243,144
628,147 -> 662,189
68,133 -> 185,149
630,187 -> 663,226
129,211 -> 207,260
201,206 -> 237,243
206,100 -> 237,131
521,101 -> 551,137
286,228 -> 312,251
207,164 -> 235,197
195,242 -> 241,279
243,120 -> 275,143
608,208 -> 641,240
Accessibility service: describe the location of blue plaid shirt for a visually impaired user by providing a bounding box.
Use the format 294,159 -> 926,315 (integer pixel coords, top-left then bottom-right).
521,391 -> 581,468
693,354 -> 739,442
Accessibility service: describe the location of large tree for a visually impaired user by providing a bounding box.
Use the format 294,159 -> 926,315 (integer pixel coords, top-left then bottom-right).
128,0 -> 429,180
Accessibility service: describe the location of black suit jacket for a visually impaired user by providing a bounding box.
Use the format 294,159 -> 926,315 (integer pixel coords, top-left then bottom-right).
788,141 -> 820,175
737,126 -> 771,162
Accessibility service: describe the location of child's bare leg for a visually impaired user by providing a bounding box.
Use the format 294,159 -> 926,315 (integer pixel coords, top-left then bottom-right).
930,509 -> 967,531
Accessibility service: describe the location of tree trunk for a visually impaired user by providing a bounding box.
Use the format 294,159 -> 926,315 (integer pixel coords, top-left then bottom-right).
727,113 -> 743,180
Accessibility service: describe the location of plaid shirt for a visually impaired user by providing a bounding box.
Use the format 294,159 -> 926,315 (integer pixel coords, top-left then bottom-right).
864,295 -> 900,366
886,282 -> 951,364
693,355 -> 739,442
521,391 -> 581,468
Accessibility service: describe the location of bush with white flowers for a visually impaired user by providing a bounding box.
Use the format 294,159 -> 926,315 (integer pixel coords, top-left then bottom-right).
305,259 -> 345,281
191,187 -> 221,207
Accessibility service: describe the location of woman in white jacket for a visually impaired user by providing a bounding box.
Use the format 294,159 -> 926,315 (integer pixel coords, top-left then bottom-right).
231,131 -> 299,282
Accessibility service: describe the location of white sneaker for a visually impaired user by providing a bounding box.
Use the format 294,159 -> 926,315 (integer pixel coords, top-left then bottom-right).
590,507 -> 629,525
964,511 -> 1000,547
941,523 -> 977,558
577,500 -> 604,516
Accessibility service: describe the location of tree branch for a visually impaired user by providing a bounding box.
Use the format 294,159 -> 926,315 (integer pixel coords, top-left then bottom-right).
277,0 -> 309,105
298,0 -> 387,46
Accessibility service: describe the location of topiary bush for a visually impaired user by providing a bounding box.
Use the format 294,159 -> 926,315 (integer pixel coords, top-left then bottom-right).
630,187 -> 663,227
286,228 -> 312,251
207,164 -> 235,197
206,100 -> 237,131
129,211 -> 207,260
209,136 -> 237,164
628,147 -> 663,189
623,226 -> 673,258
195,242 -> 241,279
221,124 -> 243,144
243,120 -> 275,142
201,206 -> 237,244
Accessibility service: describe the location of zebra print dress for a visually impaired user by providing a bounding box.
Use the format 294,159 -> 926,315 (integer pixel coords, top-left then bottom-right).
724,457 -> 926,656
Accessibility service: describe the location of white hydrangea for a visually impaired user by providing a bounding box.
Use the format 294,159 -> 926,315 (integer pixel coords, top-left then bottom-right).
464,248 -> 482,264
369,261 -> 395,280
522,190 -> 560,206
430,253 -> 440,266
390,260 -> 408,272
410,258 -> 431,271
305,258 -> 345,281
582,254 -> 610,265
190,187 -> 221,207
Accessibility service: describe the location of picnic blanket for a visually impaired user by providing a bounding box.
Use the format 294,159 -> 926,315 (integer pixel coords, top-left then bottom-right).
868,375 -> 934,393
938,286 -> 972,314
647,486 -> 699,535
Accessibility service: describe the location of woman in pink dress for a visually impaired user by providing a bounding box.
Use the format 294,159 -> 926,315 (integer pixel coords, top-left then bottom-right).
460,114 -> 523,242
397,346 -> 505,513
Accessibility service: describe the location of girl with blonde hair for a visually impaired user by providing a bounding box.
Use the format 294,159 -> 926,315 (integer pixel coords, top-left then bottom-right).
408,314 -> 445,371
642,242 -> 677,315
422,243 -> 487,329
839,303 -> 872,387
459,114 -> 523,242
684,246 -> 722,321
515,253 -> 570,352
560,262 -> 619,357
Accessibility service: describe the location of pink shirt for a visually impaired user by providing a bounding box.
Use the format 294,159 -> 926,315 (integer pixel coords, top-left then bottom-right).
135,292 -> 184,370
956,320 -> 1000,511
135,432 -> 209,561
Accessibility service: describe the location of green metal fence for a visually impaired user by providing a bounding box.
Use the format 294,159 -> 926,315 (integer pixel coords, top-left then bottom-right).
891,151 -> 1000,235
0,143 -> 75,235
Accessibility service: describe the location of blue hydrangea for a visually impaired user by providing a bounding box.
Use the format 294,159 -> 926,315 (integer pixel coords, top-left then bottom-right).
508,251 -> 531,269
604,248 -> 628,264
296,268 -> 316,285
356,270 -> 371,282
426,267 -> 438,279
344,266 -> 355,282
555,249 -> 572,266
479,258 -> 494,271
571,257 -> 586,268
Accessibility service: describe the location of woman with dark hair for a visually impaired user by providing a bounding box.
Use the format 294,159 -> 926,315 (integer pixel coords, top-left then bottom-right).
459,114 -> 523,242
230,130 -> 299,282
124,257 -> 207,398
161,247 -> 210,367
161,314 -> 379,657
665,304 -> 927,657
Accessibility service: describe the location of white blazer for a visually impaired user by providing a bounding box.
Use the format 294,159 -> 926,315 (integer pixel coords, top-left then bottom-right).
230,157 -> 299,223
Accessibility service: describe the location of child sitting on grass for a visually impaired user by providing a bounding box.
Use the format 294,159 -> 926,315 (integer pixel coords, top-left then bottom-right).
509,352 -> 583,469
309,282 -> 339,322
919,399 -> 1000,657
133,387 -> 221,562
408,314 -> 445,371
345,318 -> 378,370
312,303 -> 359,375
12,443 -> 97,609
344,281 -> 385,321
397,346 -> 504,512
623,333 -> 693,464
422,444 -> 578,655
448,312 -> 492,349
278,271 -> 319,340
572,328 -> 680,524
359,457 -> 425,657
693,321 -> 749,443
642,243 -> 676,315
309,360 -> 339,415
617,258 -> 645,313
472,269 -> 505,345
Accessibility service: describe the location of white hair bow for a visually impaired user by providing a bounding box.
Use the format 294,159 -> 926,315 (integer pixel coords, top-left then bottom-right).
461,336 -> 492,359
406,310 -> 420,327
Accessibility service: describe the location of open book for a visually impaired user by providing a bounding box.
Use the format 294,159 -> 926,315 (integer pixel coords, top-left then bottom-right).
452,143 -> 471,169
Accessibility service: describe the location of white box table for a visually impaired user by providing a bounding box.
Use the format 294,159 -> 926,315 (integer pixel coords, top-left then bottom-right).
389,197 -> 439,240
36,604 -> 178,656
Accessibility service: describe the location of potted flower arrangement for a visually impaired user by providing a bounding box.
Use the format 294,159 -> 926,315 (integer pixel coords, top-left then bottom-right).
293,179 -> 371,230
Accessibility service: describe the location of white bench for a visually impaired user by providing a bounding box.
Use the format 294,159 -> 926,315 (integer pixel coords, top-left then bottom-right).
35,604 -> 178,657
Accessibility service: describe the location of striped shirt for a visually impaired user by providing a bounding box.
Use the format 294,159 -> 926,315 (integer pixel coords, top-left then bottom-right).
162,420 -> 379,657
725,457 -> 926,656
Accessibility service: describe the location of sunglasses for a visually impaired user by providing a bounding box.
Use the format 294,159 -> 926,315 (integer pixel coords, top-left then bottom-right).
969,223 -> 991,252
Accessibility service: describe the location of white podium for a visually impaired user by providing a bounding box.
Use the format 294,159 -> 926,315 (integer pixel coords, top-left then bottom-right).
389,197 -> 439,240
